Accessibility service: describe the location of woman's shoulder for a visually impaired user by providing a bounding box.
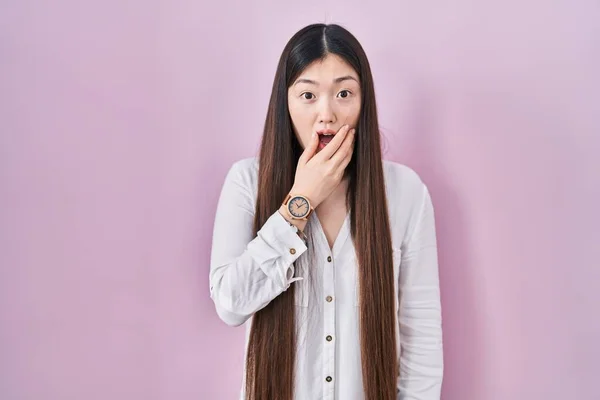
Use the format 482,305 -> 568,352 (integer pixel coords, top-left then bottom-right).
223,156 -> 260,193
382,159 -> 427,191
382,160 -> 431,227
229,156 -> 259,173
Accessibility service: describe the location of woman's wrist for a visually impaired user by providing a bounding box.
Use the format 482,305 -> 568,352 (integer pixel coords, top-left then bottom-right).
278,204 -> 308,232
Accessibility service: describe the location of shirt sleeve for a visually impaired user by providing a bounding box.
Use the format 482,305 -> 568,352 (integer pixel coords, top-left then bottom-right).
209,160 -> 308,327
397,184 -> 444,399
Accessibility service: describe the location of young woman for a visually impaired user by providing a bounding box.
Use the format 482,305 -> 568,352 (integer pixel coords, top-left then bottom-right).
209,23 -> 443,400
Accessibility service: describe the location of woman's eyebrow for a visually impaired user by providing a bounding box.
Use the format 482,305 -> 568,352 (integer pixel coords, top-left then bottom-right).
293,75 -> 359,86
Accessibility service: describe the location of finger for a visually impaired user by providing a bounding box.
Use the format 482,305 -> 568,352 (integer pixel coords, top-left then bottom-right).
330,128 -> 356,167
298,131 -> 320,166
335,137 -> 355,174
337,149 -> 353,173
313,124 -> 351,161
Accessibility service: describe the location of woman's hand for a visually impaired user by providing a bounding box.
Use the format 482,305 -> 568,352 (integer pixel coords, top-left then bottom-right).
290,124 -> 356,209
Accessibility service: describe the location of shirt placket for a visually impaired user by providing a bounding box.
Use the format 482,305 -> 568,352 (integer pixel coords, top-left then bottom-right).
322,251 -> 336,400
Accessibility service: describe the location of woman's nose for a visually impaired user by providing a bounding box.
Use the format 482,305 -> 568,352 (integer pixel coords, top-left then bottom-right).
317,99 -> 335,123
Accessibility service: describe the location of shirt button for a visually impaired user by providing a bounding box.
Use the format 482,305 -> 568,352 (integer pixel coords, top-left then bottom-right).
326,335 -> 333,342
327,256 -> 332,262
326,376 -> 332,382
326,295 -> 333,302
290,248 -> 296,255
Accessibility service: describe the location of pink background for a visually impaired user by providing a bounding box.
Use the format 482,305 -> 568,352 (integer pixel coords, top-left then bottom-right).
1,1 -> 599,399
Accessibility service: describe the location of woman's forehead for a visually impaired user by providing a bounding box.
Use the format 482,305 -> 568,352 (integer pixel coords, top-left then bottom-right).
293,55 -> 359,86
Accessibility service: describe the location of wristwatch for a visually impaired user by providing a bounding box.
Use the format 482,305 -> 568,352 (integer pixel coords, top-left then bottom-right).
282,193 -> 314,221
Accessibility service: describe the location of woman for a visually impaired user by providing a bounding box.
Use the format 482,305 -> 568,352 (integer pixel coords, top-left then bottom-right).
209,23 -> 443,400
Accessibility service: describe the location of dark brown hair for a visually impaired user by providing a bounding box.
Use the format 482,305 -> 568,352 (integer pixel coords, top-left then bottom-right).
246,23 -> 397,400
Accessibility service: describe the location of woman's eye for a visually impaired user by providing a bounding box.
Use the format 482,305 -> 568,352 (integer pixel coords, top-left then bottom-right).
300,90 -> 351,100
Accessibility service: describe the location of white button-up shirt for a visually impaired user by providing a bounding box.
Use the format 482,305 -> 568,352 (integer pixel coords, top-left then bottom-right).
209,157 -> 443,400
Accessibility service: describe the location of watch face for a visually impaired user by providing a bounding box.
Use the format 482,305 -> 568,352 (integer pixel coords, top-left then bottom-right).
288,196 -> 310,218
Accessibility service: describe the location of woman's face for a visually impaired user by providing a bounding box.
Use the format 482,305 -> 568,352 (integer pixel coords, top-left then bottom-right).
287,54 -> 361,153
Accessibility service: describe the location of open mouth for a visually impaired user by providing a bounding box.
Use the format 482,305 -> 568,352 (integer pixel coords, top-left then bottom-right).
318,134 -> 334,148
317,129 -> 336,149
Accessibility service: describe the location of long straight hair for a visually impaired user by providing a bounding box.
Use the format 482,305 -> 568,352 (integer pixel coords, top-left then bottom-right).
245,23 -> 398,400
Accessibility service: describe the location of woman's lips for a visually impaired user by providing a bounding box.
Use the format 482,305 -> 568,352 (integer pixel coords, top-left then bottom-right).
317,128 -> 337,135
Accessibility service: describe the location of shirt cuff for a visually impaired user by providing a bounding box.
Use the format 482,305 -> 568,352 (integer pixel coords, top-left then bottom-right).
247,210 -> 308,290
